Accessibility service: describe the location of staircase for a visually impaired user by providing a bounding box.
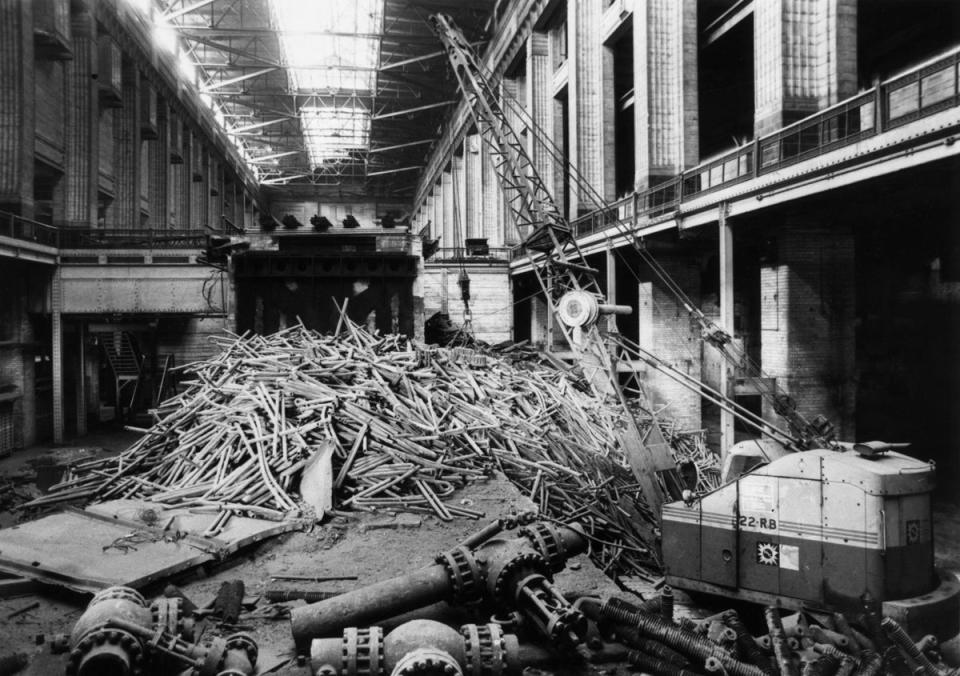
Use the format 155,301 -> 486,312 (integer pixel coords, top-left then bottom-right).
96,331 -> 143,419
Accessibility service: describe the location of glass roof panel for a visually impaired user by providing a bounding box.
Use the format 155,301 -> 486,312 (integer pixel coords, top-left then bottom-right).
271,0 -> 384,166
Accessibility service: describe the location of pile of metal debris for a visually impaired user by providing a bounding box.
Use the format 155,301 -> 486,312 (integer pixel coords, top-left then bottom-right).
51,513 -> 960,676
31,321 -> 714,577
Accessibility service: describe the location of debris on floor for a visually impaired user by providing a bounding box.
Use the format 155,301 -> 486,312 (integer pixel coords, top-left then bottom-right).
0,502 -> 305,592
27,321 -> 715,579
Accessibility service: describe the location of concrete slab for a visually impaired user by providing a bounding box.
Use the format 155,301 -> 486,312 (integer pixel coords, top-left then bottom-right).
0,501 -> 304,593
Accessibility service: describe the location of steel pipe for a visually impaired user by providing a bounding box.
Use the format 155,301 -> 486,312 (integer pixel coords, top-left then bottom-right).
290,521 -> 587,649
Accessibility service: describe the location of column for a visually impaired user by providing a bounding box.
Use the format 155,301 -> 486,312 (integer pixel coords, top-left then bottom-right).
481,138 -> 502,246
171,120 -> 189,228
719,208 -> 735,455
532,294 -> 550,347
208,155 -> 220,230
63,8 -> 98,227
605,240 -> 617,332
0,1 -> 35,216
441,169 -> 453,251
754,0 -> 858,135
149,100 -> 169,228
431,186 -> 441,239
190,136 -> 204,227
760,222 -> 856,440
453,150 -> 466,249
634,0 -> 698,190
75,322 -> 87,436
51,269 -> 64,443
526,32 -> 554,204
568,0 -> 603,214
108,60 -> 141,228
501,77 -> 523,244
465,134 -> 482,239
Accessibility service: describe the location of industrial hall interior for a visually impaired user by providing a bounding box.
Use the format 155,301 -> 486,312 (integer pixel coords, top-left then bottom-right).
1,0 -> 959,674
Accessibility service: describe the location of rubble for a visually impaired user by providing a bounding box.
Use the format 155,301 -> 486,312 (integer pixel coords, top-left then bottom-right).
30,320 -> 713,578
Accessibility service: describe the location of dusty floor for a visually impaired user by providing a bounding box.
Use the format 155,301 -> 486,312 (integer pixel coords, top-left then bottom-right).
0,429 -> 630,675
1,428 -> 959,675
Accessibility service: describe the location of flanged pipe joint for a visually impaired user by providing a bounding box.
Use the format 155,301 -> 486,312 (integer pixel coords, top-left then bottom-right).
67,586 -> 153,676
290,520 -> 588,649
312,619 -> 524,676
65,585 -> 257,676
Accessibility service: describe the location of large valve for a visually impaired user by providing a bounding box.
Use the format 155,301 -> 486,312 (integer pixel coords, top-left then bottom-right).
290,519 -> 588,650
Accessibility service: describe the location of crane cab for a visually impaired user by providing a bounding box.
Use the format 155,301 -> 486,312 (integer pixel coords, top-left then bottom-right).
661,447 -> 960,638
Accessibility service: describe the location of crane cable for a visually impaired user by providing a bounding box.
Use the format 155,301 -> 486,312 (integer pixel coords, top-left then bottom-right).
478,57 -> 829,446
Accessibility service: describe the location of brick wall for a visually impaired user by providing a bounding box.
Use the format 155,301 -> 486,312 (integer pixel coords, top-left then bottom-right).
760,224 -> 856,440
422,265 -> 512,344
636,256 -> 703,432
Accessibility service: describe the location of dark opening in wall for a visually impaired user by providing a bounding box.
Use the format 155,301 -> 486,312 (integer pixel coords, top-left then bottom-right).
33,162 -> 62,226
858,0 -> 960,86
698,7 -> 754,159
612,25 -> 635,197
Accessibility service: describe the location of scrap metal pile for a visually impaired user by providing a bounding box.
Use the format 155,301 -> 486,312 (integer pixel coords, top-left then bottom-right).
37,321 -> 717,577
579,592 -> 960,676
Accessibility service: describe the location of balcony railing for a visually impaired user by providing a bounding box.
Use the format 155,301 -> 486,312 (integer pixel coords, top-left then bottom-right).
430,247 -> 512,262
58,229 -> 210,249
0,211 -> 60,248
509,44 -> 960,262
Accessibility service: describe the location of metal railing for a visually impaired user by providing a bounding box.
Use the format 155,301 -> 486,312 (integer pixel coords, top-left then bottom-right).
58,229 -> 210,249
0,211 -> 60,248
430,247 -> 512,262
521,44 -> 960,255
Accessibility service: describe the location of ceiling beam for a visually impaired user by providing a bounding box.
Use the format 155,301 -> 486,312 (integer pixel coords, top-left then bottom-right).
226,118 -> 289,134
372,100 -> 455,120
201,67 -> 277,92
261,173 -> 313,185
178,27 -> 396,40
164,0 -> 218,21
703,0 -> 754,48
368,139 -> 434,153
366,165 -> 423,177
248,151 -> 302,163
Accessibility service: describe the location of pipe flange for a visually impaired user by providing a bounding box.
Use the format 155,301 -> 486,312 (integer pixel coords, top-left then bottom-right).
343,626 -> 384,676
519,523 -> 566,573
90,586 -> 148,608
66,628 -> 144,676
151,597 -> 185,638
461,624 -> 507,676
391,648 -> 462,676
201,637 -> 229,676
435,546 -> 485,604
492,552 -> 549,604
225,632 -> 259,666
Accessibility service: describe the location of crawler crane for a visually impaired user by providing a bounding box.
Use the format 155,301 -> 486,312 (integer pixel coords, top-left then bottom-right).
429,13 -> 959,638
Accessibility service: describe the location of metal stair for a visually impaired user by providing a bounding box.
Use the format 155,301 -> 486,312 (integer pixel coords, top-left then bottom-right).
96,331 -> 143,418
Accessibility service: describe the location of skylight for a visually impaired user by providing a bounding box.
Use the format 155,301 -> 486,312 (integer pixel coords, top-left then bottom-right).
271,0 -> 384,166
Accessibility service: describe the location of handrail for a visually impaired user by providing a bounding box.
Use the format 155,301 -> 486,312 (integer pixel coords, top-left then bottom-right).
430,247 -> 512,261
58,229 -> 210,249
551,43 -> 960,244
0,211 -> 61,248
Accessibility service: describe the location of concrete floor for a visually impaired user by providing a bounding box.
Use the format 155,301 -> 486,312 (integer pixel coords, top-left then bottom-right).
1,428 -> 959,674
